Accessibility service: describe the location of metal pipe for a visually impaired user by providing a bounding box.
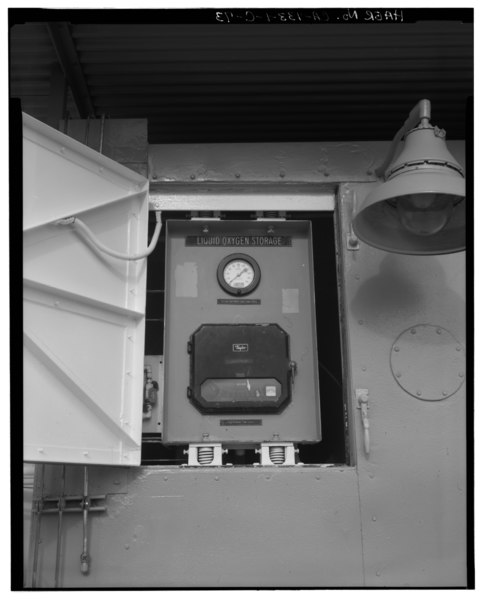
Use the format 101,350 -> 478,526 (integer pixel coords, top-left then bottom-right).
80,466 -> 89,575
84,116 -> 91,146
63,111 -> 70,135
99,114 -> 106,154
54,465 -> 66,588
41,506 -> 105,514
31,464 -> 45,588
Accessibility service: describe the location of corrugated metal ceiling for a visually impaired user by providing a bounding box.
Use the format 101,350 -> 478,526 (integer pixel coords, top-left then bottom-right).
10,17 -> 473,143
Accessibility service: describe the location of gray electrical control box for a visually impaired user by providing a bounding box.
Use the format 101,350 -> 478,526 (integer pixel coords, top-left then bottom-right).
163,220 -> 321,445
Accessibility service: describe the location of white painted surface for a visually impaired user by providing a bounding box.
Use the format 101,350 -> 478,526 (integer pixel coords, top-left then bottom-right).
23,114 -> 149,466
149,185 -> 335,212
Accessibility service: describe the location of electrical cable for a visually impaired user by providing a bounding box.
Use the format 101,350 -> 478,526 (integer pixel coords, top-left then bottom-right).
56,211 -> 162,261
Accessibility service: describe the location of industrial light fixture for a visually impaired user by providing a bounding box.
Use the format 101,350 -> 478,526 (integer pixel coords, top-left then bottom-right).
352,99 -> 465,255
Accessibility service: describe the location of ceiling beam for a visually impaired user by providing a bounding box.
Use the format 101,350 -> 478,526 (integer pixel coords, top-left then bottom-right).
46,22 -> 95,118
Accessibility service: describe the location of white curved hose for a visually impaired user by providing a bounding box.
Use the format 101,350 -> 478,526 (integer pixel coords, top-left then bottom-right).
56,211 -> 162,261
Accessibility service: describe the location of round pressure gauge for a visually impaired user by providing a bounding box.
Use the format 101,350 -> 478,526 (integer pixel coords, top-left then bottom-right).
217,253 -> 261,296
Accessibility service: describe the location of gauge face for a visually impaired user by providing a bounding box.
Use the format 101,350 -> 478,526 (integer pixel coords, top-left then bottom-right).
223,260 -> 255,289
217,253 -> 261,296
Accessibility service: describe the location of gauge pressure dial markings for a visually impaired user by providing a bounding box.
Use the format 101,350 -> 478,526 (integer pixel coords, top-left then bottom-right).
217,254 -> 261,296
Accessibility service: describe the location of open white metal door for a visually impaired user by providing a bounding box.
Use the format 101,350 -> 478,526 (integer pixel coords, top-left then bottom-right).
23,114 -> 149,466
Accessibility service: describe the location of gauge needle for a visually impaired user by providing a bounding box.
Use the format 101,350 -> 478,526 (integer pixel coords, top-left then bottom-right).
228,267 -> 248,284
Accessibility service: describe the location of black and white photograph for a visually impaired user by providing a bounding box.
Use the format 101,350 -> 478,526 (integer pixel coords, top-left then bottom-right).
10,2 -> 474,590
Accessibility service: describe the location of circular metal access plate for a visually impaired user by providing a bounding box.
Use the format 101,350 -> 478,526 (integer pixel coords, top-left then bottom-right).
390,324 -> 465,401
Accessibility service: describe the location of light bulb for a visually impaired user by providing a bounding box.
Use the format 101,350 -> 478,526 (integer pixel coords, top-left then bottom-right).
396,194 -> 455,236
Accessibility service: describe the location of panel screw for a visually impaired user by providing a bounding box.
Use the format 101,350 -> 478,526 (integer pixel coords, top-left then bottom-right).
411,328 -> 416,334
416,390 -> 422,397
235,173 -> 241,179
358,320 -> 364,325
395,372 -> 401,378
214,476 -> 219,481
361,366 -> 367,372
442,391 -> 448,397
393,346 -> 400,352
456,347 -> 461,352
279,171 -> 285,178
437,329 -> 442,334
190,174 -> 196,180
152,174 -> 158,180
372,516 -> 376,522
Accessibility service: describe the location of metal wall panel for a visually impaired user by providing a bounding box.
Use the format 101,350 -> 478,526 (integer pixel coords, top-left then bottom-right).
28,464 -> 364,588
148,140 -> 466,184
337,183 -> 466,586
59,118 -> 149,177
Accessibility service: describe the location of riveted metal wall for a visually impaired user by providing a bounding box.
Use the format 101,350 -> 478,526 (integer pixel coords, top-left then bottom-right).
337,183 -> 466,586
24,138 -> 467,588
10,19 -> 472,144
28,464 -> 364,588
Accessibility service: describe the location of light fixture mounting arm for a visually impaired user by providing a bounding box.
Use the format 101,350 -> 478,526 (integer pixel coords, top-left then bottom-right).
375,99 -> 432,179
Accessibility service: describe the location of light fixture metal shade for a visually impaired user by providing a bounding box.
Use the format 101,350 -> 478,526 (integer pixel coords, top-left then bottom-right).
352,126 -> 465,255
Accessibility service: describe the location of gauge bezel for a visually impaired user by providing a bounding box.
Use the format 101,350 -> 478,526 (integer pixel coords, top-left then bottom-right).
217,253 -> 261,296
